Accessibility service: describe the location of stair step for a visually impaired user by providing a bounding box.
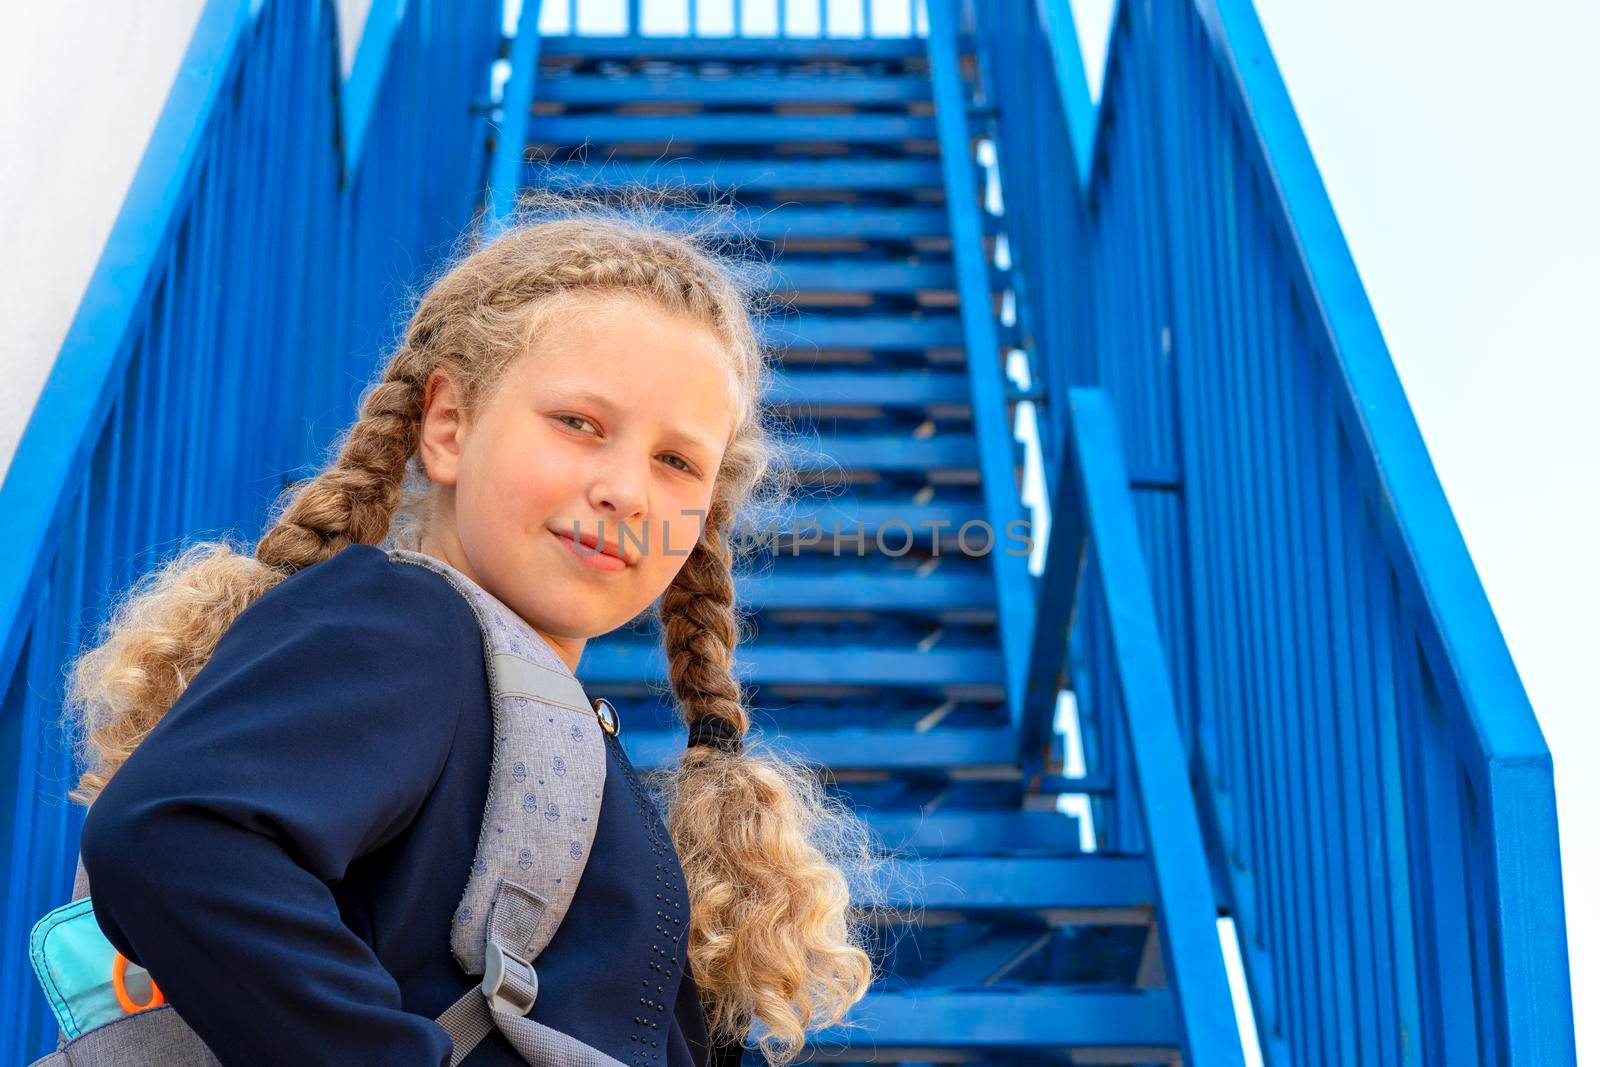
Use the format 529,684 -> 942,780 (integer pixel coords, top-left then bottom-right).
762,310 -> 963,349
706,204 -> 968,241
810,989 -> 1178,1056
535,73 -> 931,105
756,491 -> 993,542
737,557 -> 996,612
582,640 -> 1005,689
862,810 -> 1084,855
765,368 -> 970,408
795,431 -> 979,473
620,725 -> 1018,773
870,855 -> 1152,914
537,158 -> 944,192
531,113 -> 936,144
537,36 -> 929,63
769,257 -> 956,292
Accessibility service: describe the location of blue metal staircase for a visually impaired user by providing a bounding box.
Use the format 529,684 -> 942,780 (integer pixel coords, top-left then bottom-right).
0,1 -> 1577,1064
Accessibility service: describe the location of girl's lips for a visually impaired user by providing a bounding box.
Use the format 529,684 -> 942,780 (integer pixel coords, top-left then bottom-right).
551,529 -> 628,572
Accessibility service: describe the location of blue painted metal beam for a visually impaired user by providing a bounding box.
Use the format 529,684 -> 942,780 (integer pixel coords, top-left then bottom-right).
1066,387 -> 1245,1065
536,36 -> 928,62
484,0 -> 543,233
530,113 -> 937,144
536,73 -> 931,105
810,989 -> 1179,1052
767,258 -> 964,293
735,564 -> 997,613
767,498 -> 993,540
750,496 -> 1000,548
688,204 -> 989,241
761,310 -> 963,349
765,369 -> 971,408
863,810 -> 1084,855
583,640 -> 1006,689
624,726 -> 1020,774
926,0 -> 1038,733
536,157 -> 946,193
868,855 -> 1153,912
793,431 -> 983,473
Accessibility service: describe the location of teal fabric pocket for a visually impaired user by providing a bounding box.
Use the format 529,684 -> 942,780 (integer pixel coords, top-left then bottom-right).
29,897 -> 160,1040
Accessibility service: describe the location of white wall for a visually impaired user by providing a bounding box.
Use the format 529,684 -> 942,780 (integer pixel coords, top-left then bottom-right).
0,0 -> 373,488
0,3 -> 208,487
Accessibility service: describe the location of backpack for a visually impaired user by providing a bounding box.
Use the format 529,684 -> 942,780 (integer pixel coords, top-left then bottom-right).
27,547 -> 630,1066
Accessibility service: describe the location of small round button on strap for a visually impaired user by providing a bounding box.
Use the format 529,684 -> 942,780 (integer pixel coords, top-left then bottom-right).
592,697 -> 620,737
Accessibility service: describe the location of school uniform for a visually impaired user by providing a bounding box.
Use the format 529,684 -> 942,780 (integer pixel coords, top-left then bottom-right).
80,543 -> 740,1066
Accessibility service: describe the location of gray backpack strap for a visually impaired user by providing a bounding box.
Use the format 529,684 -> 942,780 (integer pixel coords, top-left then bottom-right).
388,548 -> 614,1066
434,881 -> 628,1066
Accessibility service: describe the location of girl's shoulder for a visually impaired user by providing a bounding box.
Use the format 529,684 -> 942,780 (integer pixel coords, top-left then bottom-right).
231,543 -> 484,683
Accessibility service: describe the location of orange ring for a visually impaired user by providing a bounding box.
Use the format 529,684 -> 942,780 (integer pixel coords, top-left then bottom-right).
112,952 -> 165,1013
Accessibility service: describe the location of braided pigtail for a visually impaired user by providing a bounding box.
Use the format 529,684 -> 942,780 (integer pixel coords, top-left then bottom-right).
653,503 -> 879,1064
66,338 -> 434,805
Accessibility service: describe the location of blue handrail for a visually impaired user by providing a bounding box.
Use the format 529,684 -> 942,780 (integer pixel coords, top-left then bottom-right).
1064,387 -> 1247,1066
0,1 -> 504,1057
980,0 -> 1576,1060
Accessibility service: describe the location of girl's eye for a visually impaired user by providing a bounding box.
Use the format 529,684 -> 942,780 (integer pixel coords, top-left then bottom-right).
661,454 -> 696,475
554,414 -> 696,475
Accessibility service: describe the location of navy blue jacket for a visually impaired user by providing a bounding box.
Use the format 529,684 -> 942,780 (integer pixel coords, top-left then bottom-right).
81,543 -> 735,1066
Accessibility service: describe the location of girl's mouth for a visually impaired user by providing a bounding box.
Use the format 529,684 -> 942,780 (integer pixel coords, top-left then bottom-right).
551,529 -> 628,572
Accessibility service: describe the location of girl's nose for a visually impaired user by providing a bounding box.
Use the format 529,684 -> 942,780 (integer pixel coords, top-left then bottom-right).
589,463 -> 649,521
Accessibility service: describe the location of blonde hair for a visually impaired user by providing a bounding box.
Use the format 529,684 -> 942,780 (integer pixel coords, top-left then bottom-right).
63,186 -> 889,1062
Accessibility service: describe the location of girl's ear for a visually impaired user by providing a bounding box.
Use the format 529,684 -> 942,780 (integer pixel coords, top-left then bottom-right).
418,368 -> 465,487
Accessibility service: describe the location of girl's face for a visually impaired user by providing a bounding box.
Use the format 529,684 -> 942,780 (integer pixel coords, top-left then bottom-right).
417,294 -> 738,674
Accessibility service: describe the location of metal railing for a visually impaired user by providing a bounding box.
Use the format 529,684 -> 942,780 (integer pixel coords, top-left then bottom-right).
0,1 -> 504,1056
982,0 -> 1577,1061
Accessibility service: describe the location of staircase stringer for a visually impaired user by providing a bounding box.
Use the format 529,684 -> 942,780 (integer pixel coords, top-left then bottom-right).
925,0 -> 1038,744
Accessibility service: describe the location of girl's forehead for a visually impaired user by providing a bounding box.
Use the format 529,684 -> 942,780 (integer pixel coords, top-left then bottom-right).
522,297 -> 740,394
509,302 -> 741,449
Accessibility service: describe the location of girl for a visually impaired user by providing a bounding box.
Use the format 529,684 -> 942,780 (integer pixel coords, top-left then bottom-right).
64,191 -> 879,1066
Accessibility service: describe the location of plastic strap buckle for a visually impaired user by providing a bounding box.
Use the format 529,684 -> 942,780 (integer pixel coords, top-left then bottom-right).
481,939 -> 539,1017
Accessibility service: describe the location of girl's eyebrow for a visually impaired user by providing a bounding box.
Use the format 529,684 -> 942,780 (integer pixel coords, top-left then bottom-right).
555,388 -> 718,457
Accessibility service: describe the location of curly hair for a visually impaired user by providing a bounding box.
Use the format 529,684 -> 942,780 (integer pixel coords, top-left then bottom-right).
63,184 -> 887,1062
